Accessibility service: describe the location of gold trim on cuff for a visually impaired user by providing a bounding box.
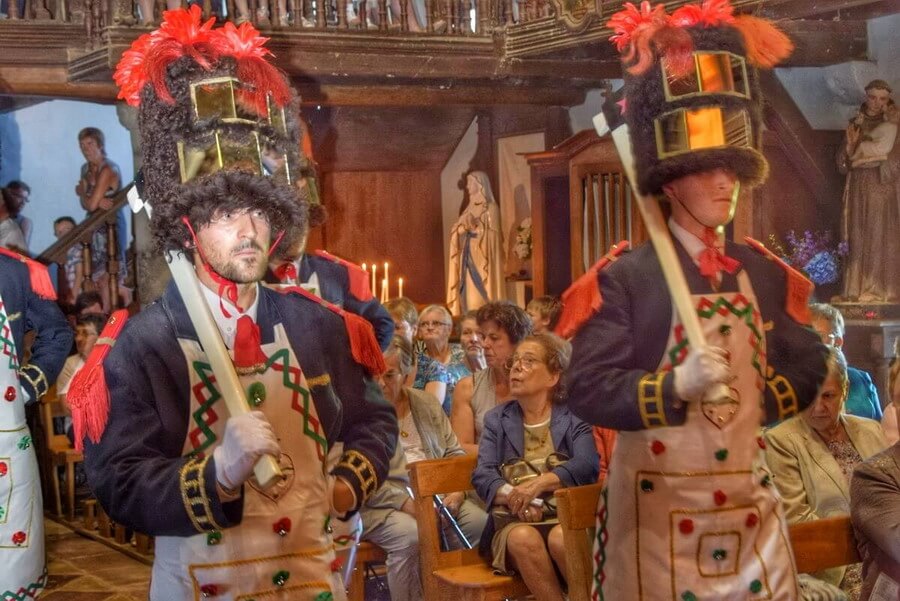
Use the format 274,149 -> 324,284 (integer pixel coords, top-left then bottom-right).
19,364 -> 49,399
305,373 -> 332,389
767,373 -> 798,421
179,455 -> 224,533
638,372 -> 668,429
337,449 -> 379,502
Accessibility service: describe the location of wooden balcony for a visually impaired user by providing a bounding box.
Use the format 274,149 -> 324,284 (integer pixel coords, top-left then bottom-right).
0,0 -> 886,109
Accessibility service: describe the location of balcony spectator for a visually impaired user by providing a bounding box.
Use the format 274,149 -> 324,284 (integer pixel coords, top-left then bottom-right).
4,180 -> 32,250
54,216 -> 84,305
0,188 -> 26,251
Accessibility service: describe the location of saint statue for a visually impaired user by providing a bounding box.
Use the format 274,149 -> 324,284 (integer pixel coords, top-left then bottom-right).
838,79 -> 900,303
447,171 -> 505,315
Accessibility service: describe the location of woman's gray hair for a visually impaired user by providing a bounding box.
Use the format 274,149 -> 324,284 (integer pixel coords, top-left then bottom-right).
385,334 -> 415,376
522,332 -> 572,404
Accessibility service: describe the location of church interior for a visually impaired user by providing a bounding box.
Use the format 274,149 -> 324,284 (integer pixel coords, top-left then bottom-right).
2,0 -> 900,598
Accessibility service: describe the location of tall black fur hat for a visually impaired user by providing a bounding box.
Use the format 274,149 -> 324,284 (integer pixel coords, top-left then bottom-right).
607,0 -> 793,196
114,6 -> 306,253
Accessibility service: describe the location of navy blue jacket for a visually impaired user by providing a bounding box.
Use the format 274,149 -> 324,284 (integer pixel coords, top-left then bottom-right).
472,400 -> 599,555
566,240 -> 828,431
0,253 -> 72,402
298,254 -> 394,351
83,281 -> 397,537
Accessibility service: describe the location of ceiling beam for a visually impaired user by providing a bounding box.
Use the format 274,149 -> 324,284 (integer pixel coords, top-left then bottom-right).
759,0 -> 887,20
778,20 -> 868,67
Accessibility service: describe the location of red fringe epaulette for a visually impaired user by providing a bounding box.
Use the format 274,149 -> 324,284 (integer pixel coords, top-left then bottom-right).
313,250 -> 374,302
554,241 -> 629,339
744,236 -> 813,325
279,286 -> 386,376
67,309 -> 129,451
0,247 -> 56,300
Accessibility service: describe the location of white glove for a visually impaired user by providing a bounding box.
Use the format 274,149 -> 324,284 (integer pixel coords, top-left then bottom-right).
213,411 -> 281,491
673,345 -> 730,403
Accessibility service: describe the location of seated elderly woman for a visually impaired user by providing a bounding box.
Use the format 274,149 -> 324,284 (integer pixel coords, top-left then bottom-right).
360,334 -> 487,601
472,333 -> 598,601
457,309 -> 486,374
417,304 -> 472,414
851,351 -> 900,601
384,297 -> 449,405
766,346 -> 887,599
452,301 -> 531,454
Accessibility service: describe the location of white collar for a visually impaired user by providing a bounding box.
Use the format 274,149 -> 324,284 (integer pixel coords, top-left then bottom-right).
668,217 -> 724,265
199,281 -> 260,349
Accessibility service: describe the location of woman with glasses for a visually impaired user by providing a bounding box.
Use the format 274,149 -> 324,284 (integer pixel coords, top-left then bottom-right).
472,332 -> 598,601
417,304 -> 473,414
451,301 -> 531,454
361,334 -> 488,601
385,297 -> 449,406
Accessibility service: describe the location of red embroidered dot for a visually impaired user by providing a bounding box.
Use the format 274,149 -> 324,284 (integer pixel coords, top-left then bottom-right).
746,513 -> 759,528
273,517 -> 292,536
200,583 -> 220,597
4,386 -> 15,402
11,531 -> 26,545
650,440 -> 666,455
757,437 -> 766,450
678,519 -> 694,535
331,557 -> 344,572
0,462 -> 7,477
713,490 -> 727,506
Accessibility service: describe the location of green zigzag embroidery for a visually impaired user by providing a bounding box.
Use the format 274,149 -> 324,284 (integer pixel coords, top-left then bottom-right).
0,308 -> 18,371
187,361 -> 221,457
267,348 -> 329,463
592,486 -> 609,601
665,295 -> 764,378
1,567 -> 47,601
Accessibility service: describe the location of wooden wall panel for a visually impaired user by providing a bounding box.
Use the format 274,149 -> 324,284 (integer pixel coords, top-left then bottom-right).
318,171 -> 445,304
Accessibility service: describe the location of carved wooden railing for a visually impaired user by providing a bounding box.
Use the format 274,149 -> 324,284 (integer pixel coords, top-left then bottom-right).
39,183 -> 131,309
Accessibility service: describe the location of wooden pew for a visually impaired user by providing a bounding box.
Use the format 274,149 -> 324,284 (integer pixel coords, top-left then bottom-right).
409,455 -> 531,601
554,483 -> 861,600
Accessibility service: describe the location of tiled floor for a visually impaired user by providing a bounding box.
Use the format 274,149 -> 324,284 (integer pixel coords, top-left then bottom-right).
42,519 -> 151,601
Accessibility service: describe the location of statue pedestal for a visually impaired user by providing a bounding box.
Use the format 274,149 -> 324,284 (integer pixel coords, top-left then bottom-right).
837,302 -> 900,405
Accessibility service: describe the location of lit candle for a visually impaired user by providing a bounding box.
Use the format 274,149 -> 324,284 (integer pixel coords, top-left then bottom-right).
398,277 -> 403,298
362,262 -> 367,272
371,263 -> 377,297
384,262 -> 389,291
381,277 -> 388,303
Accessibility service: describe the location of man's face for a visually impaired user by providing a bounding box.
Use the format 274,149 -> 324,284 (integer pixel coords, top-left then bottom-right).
811,316 -> 843,348
865,88 -> 891,116
74,323 -> 99,359
664,168 -> 738,230
54,221 -> 74,239
196,208 -> 271,283
6,189 -> 28,215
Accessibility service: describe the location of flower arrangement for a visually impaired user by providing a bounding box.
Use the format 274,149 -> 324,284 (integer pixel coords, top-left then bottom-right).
513,218 -> 533,261
767,230 -> 849,285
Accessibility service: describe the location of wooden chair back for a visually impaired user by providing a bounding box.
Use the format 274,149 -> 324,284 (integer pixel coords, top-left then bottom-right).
788,515 -> 860,574
39,385 -> 71,451
409,455 -> 529,601
554,482 -> 602,601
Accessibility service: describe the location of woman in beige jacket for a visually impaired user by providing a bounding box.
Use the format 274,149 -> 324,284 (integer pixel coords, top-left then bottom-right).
766,346 -> 887,598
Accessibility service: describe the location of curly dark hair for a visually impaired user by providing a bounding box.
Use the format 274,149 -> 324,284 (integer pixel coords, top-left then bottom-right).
476,301 -> 532,345
137,56 -> 307,254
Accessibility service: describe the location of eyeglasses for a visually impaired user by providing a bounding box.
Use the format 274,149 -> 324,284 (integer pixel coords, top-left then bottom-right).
420,320 -> 451,330
505,354 -> 544,372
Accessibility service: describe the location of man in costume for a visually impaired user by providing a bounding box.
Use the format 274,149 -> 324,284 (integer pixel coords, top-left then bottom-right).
563,2 -> 828,598
0,249 -> 72,598
73,8 -> 396,600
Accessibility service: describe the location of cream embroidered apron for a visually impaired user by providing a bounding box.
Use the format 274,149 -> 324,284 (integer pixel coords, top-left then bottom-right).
593,271 -> 799,601
151,323 -> 346,601
0,293 -> 46,598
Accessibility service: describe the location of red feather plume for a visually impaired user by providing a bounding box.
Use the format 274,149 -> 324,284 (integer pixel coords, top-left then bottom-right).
669,0 -> 736,27
212,21 -> 292,112
607,2 -> 667,52
113,5 -> 218,106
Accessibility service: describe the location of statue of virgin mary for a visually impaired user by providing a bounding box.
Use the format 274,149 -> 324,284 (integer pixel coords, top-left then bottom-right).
447,171 -> 505,315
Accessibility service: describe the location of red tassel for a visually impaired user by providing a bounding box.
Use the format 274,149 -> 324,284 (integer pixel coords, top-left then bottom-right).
234,315 -> 268,372
67,310 -> 129,451
744,237 -> 813,325
0,248 -> 56,300
314,250 -> 374,301
278,285 -> 385,376
273,262 -> 298,283
554,241 -> 629,339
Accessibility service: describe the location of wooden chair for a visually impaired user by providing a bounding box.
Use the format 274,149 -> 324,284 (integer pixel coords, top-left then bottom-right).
347,540 -> 387,601
409,455 -> 530,601
554,482 -> 602,601
38,386 -> 85,520
788,515 -> 860,573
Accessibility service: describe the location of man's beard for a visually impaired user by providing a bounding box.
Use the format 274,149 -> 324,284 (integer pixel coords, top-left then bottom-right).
208,240 -> 268,283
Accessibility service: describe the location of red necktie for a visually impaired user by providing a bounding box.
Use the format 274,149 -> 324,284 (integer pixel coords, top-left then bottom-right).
234,315 -> 267,372
698,228 -> 741,280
